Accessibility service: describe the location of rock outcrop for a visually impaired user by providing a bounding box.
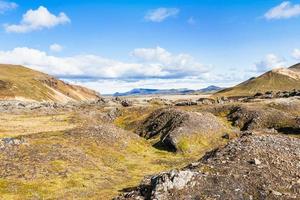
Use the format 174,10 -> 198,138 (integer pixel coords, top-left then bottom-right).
137,108 -> 226,152
228,105 -> 300,132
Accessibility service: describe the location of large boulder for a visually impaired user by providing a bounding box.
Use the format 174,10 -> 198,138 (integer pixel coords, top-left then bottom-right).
137,108 -> 226,152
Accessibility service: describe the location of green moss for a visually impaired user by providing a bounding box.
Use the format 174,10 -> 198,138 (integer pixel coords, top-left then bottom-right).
0,179 -> 55,199
114,106 -> 160,131
177,139 -> 190,152
176,131 -> 229,154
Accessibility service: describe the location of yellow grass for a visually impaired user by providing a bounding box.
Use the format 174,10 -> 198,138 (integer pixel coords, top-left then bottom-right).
0,113 -> 76,138
0,109 -> 226,199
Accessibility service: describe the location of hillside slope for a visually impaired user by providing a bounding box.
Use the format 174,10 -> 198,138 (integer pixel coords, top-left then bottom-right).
289,63 -> 300,73
216,64 -> 300,97
0,64 -> 101,102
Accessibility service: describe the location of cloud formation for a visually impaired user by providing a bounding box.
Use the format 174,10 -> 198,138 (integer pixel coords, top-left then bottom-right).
49,43 -> 63,52
0,0 -> 17,14
254,54 -> 286,72
145,7 -> 179,22
131,46 -> 207,77
292,48 -> 300,60
5,6 -> 70,33
0,46 -> 207,79
265,1 -> 300,20
0,46 -> 250,94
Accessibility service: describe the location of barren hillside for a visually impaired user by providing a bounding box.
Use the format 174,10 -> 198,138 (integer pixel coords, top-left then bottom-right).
0,64 -> 101,102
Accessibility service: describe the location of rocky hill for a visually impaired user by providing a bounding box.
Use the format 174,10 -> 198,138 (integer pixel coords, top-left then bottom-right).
116,134 -> 300,200
0,64 -> 101,102
137,108 -> 227,152
216,63 -> 300,97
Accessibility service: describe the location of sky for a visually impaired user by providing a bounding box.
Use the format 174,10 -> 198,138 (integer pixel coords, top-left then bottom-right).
1,0 -> 300,94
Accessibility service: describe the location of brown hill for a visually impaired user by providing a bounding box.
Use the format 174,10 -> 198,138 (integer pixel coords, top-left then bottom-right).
0,64 -> 101,102
216,63 -> 300,97
289,63 -> 300,73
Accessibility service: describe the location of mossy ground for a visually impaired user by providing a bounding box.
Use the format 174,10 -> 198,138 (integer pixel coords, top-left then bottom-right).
114,105 -> 160,131
1,101 -> 298,199
0,107 -> 226,200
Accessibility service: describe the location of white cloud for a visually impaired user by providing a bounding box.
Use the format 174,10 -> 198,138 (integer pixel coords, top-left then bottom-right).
5,6 -> 70,33
264,1 -> 300,20
0,46 -> 208,79
131,46 -> 207,76
145,7 -> 179,22
50,43 -> 63,52
68,76 -> 240,94
292,48 -> 300,60
0,46 -> 252,94
254,54 -> 286,72
0,0 -> 17,14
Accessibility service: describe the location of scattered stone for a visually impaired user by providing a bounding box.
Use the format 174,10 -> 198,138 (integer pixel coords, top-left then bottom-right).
175,100 -> 197,106
121,100 -> 132,107
248,158 -> 261,165
221,133 -> 230,139
254,92 -> 263,97
0,99 -> 108,113
271,190 -> 283,196
0,137 -> 26,150
116,134 -> 300,199
197,98 -> 215,105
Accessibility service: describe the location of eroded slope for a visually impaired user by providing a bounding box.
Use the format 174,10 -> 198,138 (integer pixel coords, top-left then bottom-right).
0,64 -> 101,102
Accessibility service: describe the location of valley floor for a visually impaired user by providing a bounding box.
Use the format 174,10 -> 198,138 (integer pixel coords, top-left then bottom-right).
0,95 -> 299,199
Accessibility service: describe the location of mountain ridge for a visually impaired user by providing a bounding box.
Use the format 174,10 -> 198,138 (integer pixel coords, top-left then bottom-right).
113,85 -> 223,96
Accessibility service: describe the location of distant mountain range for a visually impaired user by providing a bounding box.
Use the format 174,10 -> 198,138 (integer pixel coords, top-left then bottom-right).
216,63 -> 300,97
113,85 -> 223,96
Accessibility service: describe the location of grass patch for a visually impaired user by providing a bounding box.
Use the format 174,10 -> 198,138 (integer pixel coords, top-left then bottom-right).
114,106 -> 159,131
0,113 -> 76,138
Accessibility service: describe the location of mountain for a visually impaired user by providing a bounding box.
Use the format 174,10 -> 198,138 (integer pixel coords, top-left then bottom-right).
197,85 -> 223,93
0,64 -> 101,102
114,88 -> 194,96
216,63 -> 300,97
113,85 -> 223,96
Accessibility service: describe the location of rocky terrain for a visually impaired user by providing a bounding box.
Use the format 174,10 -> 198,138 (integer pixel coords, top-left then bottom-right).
116,134 -> 300,200
137,108 -> 228,152
0,64 -> 299,199
0,93 -> 299,199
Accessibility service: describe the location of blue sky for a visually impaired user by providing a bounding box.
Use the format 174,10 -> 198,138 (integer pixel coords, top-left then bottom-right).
1,0 -> 300,93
